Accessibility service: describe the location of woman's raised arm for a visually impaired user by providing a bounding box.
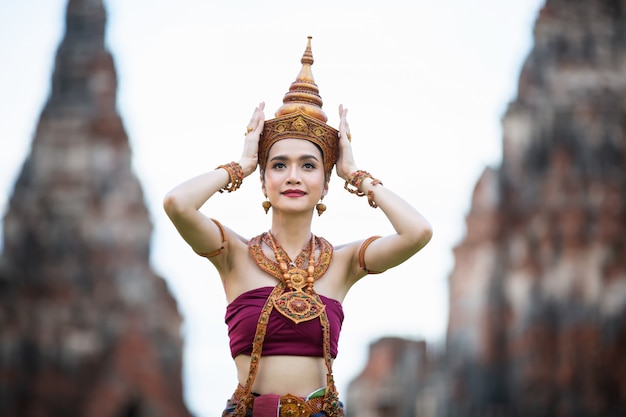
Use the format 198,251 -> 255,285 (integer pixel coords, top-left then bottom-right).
335,104 -> 433,281
163,103 -> 265,257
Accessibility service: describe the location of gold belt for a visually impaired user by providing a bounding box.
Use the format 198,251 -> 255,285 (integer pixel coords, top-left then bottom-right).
280,394 -> 322,417
229,384 -> 325,417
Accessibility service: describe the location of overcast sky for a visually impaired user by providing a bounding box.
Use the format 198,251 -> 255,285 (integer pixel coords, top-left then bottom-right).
0,1 -> 545,415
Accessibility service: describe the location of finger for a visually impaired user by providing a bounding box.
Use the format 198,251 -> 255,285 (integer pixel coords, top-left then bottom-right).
247,102 -> 266,132
255,103 -> 265,121
247,111 -> 256,132
339,104 -> 348,118
254,104 -> 265,131
338,105 -> 349,132
337,104 -> 352,144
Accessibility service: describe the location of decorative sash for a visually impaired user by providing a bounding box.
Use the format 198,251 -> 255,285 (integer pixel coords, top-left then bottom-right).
231,282 -> 342,417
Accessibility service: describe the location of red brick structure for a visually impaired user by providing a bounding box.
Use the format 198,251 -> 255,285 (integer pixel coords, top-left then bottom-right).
348,1 -> 626,416
346,338 -> 429,417
447,0 -> 626,416
0,1 -> 191,416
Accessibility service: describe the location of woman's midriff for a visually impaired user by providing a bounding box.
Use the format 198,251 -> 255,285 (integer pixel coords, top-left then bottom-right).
234,354 -> 329,397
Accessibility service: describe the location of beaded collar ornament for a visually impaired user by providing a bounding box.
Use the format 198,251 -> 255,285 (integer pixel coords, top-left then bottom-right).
259,36 -> 339,180
249,232 -> 333,323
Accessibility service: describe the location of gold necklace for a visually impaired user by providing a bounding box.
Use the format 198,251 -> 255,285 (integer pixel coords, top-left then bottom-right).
266,232 -> 326,324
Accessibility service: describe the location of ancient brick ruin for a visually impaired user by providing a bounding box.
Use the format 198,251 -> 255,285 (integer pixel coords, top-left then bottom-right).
346,338 -> 429,417
447,0 -> 626,415
349,0 -> 626,416
0,1 -> 191,416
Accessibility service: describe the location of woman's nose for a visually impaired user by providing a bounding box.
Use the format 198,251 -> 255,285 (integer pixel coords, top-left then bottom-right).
286,165 -> 301,183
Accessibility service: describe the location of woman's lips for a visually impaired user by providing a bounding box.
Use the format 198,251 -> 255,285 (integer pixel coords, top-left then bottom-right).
282,189 -> 306,197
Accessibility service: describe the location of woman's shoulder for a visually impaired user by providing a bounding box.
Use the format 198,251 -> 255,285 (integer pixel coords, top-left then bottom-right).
321,238 -> 362,273
328,238 -> 362,254
205,220 -> 253,266
211,220 -> 252,247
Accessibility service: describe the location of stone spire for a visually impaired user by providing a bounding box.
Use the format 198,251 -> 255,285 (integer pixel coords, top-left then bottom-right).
0,0 -> 191,415
447,0 -> 626,415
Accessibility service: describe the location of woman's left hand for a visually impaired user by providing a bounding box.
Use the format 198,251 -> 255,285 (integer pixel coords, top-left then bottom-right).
336,104 -> 358,180
240,102 -> 265,176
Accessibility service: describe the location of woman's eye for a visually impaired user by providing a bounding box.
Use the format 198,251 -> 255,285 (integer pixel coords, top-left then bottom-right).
272,162 -> 286,169
303,162 -> 316,169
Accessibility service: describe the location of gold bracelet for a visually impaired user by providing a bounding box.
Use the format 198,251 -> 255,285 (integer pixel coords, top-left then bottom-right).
216,162 -> 244,193
367,190 -> 378,208
344,170 -> 382,208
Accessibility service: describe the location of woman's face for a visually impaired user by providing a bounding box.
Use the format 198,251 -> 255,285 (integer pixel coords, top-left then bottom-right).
263,139 -> 327,214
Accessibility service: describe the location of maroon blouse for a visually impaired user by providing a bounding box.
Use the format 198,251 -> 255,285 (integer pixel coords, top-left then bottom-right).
225,286 -> 344,358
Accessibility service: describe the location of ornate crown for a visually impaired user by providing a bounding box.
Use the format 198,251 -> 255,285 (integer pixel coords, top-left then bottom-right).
260,37 -> 339,179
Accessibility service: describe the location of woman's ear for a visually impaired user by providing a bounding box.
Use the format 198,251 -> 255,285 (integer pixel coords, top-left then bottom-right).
322,180 -> 329,198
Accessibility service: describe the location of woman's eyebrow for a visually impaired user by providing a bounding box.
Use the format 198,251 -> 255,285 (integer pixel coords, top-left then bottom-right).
269,154 -> 320,162
299,154 -> 320,161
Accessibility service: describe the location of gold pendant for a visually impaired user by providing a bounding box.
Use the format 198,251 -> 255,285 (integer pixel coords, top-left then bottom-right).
273,268 -> 325,324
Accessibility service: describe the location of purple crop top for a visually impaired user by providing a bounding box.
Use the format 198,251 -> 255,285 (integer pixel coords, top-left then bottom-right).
225,286 -> 344,358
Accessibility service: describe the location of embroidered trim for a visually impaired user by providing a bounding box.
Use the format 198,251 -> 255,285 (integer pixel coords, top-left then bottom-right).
234,283 -> 285,415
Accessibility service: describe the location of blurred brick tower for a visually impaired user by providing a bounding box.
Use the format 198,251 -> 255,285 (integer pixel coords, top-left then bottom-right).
0,1 -> 191,416
346,338 -> 429,417
447,0 -> 626,416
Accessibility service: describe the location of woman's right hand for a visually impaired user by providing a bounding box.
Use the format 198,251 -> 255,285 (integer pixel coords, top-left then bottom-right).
240,102 -> 265,176
336,104 -> 358,181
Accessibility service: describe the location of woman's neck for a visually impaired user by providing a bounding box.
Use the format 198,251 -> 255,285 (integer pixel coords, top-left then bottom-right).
269,212 -> 313,259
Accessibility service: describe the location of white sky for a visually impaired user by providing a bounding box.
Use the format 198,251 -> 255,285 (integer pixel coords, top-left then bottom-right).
0,0 -> 544,415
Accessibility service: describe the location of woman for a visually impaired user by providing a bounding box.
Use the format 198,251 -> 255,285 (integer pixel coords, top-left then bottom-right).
163,37 -> 432,417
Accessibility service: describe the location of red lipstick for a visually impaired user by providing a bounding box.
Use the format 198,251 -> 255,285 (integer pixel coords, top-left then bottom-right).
282,189 -> 306,197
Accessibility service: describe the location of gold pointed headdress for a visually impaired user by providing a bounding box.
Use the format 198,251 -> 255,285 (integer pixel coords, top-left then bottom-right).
260,37 -> 339,179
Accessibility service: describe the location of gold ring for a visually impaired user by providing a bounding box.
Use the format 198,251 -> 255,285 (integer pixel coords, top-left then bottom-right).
346,132 -> 352,142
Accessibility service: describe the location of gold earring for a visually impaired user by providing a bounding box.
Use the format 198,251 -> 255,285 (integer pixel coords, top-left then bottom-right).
315,200 -> 327,216
262,197 -> 272,214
